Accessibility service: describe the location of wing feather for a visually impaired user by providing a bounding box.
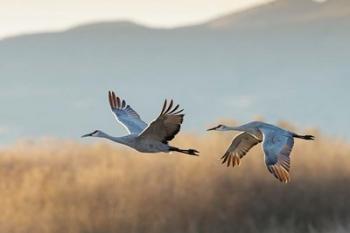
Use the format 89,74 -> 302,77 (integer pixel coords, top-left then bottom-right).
139,99 -> 184,144
108,91 -> 148,134
263,132 -> 294,183
221,132 -> 262,167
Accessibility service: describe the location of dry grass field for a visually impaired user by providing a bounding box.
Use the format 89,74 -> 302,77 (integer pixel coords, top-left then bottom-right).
0,123 -> 349,233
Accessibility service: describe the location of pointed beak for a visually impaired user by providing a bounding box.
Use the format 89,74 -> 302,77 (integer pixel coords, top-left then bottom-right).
207,126 -> 217,131
81,133 -> 92,138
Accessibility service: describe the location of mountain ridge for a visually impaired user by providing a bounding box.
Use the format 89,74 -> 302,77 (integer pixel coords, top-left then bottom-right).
0,0 -> 349,143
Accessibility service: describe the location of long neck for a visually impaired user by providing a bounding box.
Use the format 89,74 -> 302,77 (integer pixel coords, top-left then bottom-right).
223,125 -> 243,131
97,132 -> 129,145
223,125 -> 260,137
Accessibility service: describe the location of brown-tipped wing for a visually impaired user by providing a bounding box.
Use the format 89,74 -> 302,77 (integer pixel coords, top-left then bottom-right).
221,132 -> 262,167
108,91 -> 148,134
139,99 -> 184,144
263,133 -> 294,183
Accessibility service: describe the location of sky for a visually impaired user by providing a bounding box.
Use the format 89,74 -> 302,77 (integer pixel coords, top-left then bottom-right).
0,0 -> 273,39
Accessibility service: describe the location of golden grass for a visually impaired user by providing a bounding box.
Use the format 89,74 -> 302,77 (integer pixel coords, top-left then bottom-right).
0,126 -> 349,233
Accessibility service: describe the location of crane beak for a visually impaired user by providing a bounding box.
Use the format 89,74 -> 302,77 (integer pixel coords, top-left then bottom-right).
207,126 -> 218,131
81,132 -> 93,138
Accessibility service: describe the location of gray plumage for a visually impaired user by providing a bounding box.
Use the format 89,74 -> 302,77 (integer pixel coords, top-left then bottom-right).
82,91 -> 199,156
208,121 -> 314,183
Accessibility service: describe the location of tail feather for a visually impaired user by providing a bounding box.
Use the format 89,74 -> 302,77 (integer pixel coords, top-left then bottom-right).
293,134 -> 315,140
169,146 -> 199,156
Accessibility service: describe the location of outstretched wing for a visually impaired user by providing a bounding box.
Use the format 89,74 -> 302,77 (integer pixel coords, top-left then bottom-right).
108,91 -> 148,134
221,132 -> 262,167
263,132 -> 294,183
139,99 -> 184,144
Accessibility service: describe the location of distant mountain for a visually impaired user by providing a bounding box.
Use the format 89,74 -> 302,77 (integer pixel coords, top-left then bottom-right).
206,0 -> 350,29
0,0 -> 349,143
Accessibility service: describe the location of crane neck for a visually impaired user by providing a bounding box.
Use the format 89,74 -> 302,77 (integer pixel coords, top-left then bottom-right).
97,131 -> 129,145
223,125 -> 244,131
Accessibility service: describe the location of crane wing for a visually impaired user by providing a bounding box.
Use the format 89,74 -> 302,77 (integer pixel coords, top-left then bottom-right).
139,99 -> 184,144
108,91 -> 148,135
221,132 -> 262,167
263,132 -> 294,183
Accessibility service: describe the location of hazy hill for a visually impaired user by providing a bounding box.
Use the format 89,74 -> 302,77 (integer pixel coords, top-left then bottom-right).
0,0 -> 349,143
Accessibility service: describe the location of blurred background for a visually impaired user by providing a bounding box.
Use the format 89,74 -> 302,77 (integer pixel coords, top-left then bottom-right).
0,0 -> 349,232
0,0 -> 349,143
